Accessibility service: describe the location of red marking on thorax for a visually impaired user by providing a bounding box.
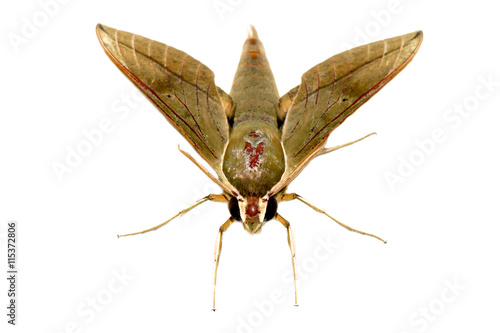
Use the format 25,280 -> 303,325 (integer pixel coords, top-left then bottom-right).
244,142 -> 264,169
249,130 -> 260,138
244,131 -> 265,169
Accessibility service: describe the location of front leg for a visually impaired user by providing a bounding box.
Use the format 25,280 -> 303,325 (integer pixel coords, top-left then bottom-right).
212,217 -> 235,311
279,193 -> 386,243
274,213 -> 298,307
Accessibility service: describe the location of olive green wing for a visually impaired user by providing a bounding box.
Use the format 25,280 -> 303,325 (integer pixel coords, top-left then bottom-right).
271,31 -> 423,196
96,24 -> 232,177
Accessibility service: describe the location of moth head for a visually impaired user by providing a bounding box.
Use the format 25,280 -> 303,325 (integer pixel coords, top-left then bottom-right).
228,195 -> 277,234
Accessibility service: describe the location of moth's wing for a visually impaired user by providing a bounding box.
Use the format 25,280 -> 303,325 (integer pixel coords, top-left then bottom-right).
96,24 -> 232,177
271,31 -> 423,196
277,85 -> 299,123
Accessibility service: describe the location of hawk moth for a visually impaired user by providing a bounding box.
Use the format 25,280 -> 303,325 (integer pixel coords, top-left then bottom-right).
96,24 -> 422,309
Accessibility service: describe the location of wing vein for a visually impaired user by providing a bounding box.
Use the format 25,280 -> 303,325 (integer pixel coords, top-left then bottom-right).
315,66 -> 320,106
205,80 -> 225,143
180,53 -> 188,104
325,56 -> 337,106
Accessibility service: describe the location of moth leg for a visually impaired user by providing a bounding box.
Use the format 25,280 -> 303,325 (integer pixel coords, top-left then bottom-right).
274,213 -> 299,307
118,194 -> 228,238
279,193 -> 386,244
316,132 -> 376,157
212,217 -> 235,311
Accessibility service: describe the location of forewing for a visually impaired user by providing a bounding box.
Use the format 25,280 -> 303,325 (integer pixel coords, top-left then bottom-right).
273,31 -> 422,194
96,24 -> 231,173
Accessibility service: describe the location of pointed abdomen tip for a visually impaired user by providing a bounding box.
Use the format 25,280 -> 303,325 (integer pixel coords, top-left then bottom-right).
247,25 -> 259,40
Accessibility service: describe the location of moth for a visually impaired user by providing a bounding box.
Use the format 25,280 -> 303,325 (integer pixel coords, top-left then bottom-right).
96,24 -> 422,309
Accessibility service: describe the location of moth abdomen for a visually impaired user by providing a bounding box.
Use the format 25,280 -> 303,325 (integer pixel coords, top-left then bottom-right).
230,26 -> 280,127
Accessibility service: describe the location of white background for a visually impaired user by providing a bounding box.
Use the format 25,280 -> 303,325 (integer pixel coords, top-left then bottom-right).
2,0 -> 499,332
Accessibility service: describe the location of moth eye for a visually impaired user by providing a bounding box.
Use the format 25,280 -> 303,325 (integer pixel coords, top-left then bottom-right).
228,197 -> 242,221
264,196 -> 278,222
